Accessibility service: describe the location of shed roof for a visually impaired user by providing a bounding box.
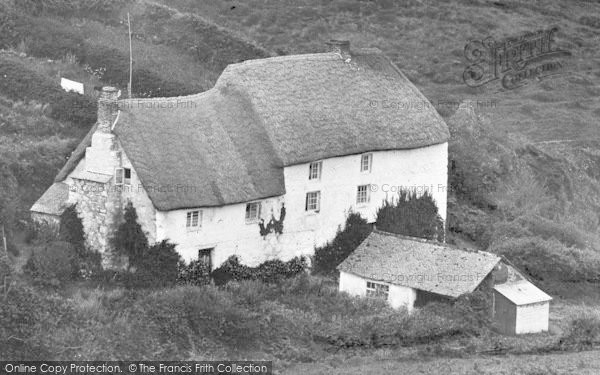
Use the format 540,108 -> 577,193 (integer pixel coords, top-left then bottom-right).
338,230 -> 501,298
493,280 -> 552,305
53,48 -> 449,211
30,182 -> 69,216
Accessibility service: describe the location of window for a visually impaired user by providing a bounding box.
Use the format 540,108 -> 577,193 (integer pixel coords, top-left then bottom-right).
308,161 -> 322,180
360,153 -> 372,172
366,281 -> 389,298
115,168 -> 123,185
198,248 -> 213,272
115,167 -> 131,186
124,168 -> 131,185
356,185 -> 370,204
245,202 -> 261,223
305,191 -> 321,212
186,210 -> 201,229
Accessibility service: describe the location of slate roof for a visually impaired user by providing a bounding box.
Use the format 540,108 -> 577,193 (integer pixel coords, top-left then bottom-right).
338,230 -> 501,298
30,182 -> 69,216
53,48 -> 449,210
493,280 -> 552,305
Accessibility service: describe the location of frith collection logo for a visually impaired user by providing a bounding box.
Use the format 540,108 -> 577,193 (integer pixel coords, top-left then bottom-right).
463,27 -> 571,90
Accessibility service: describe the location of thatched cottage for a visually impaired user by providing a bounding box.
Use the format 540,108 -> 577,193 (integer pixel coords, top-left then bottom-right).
31,40 -> 450,269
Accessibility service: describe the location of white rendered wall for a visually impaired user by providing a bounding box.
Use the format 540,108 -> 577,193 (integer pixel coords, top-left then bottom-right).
515,302 -> 550,334
339,271 -> 417,312
157,143 -> 448,267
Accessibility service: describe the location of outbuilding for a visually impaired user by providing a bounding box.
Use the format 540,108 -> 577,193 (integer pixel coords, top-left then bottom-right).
492,280 -> 552,335
337,230 -> 501,312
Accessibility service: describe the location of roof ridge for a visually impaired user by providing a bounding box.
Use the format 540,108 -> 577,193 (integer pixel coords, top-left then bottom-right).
117,87 -> 216,104
371,228 -> 484,254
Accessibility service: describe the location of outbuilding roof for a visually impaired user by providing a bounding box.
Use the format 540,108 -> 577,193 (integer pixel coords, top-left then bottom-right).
54,48 -> 449,210
493,280 -> 552,305
337,230 -> 501,298
30,182 -> 69,216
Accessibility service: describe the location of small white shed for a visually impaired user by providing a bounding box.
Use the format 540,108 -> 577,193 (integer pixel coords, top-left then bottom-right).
493,280 -> 552,335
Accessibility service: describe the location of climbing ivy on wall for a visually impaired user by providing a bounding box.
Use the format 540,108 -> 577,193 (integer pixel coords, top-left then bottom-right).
258,203 -> 286,237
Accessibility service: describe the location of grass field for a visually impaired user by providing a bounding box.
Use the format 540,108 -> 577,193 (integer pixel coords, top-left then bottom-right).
1,0 -> 600,371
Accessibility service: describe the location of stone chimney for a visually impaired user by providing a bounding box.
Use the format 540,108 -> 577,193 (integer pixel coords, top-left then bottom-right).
97,86 -> 119,133
326,39 -> 351,60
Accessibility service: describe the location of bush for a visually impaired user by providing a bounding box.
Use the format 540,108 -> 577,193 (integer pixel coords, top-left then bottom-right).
112,202 -> 149,271
489,236 -> 600,282
312,211 -> 373,275
376,190 -> 444,242
177,259 -> 211,286
0,58 -> 97,127
560,308 -> 600,349
126,240 -> 181,289
24,241 -> 78,284
211,255 -> 308,286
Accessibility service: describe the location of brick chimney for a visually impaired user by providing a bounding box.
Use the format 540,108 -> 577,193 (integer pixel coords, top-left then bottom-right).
97,86 -> 119,133
326,39 -> 351,60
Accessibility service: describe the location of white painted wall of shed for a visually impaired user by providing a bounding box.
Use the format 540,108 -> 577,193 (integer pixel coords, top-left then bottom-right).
515,302 -> 550,334
156,143 -> 448,267
339,271 -> 417,312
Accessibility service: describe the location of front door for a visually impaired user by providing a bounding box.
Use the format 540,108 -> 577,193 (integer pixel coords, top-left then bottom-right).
198,248 -> 213,275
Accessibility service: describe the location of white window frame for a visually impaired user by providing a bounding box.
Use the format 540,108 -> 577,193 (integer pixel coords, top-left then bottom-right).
123,167 -> 131,186
186,210 -> 201,230
115,167 -> 124,185
305,191 -> 321,212
308,161 -> 322,180
245,202 -> 261,223
356,184 -> 370,205
360,153 -> 373,173
366,281 -> 389,299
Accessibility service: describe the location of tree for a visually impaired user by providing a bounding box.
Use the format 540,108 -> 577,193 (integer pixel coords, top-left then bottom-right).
376,190 -> 444,242
313,211 -> 373,275
112,202 -> 148,270
128,240 -> 181,288
59,204 -> 85,253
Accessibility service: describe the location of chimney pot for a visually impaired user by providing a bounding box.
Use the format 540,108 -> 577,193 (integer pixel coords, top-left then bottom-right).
97,86 -> 119,133
326,39 -> 351,60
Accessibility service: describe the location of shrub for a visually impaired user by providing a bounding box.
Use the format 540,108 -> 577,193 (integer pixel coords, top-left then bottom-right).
376,190 -> 444,241
0,58 -> 97,127
211,255 -> 308,286
112,202 -> 149,271
177,259 -> 211,286
59,204 -> 85,252
489,236 -> 600,282
126,240 -> 181,289
24,241 -> 78,284
312,211 -> 373,275
560,308 -> 600,349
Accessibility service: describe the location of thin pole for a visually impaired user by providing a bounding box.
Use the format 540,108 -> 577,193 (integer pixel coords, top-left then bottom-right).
127,12 -> 133,99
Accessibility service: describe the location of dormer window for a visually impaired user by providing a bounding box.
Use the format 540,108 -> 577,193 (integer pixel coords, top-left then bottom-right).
360,153 -> 372,173
309,161 -> 322,180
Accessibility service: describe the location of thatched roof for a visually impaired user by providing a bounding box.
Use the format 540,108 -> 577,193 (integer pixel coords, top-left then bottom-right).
54,49 -> 449,210
338,230 -> 500,298
30,182 -> 69,216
